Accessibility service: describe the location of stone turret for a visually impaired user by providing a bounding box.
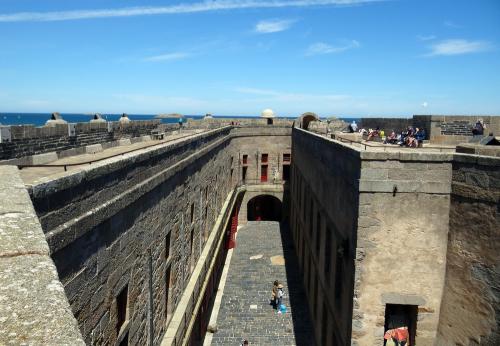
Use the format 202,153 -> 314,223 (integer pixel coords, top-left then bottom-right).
45,112 -> 67,126
119,113 -> 131,123
90,113 -> 106,123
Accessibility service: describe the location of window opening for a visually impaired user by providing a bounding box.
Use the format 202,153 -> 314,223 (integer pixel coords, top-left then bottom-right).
116,285 -> 128,334
242,166 -> 247,182
165,232 -> 171,261
261,165 -> 268,182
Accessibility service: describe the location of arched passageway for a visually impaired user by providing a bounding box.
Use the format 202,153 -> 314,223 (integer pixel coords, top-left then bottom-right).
298,112 -> 319,130
247,195 -> 282,221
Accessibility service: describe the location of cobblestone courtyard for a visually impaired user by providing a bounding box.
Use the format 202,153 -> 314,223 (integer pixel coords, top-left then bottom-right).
211,222 -> 315,346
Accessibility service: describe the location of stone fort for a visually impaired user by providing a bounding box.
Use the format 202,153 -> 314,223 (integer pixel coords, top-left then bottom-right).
0,112 -> 498,345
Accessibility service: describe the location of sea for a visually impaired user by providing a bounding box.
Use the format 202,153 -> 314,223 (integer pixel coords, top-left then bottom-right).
0,113 -> 358,127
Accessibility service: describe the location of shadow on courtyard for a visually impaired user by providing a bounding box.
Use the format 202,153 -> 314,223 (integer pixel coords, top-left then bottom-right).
278,221 -> 316,346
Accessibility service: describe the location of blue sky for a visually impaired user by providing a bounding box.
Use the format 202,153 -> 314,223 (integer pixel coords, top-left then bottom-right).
0,0 -> 499,117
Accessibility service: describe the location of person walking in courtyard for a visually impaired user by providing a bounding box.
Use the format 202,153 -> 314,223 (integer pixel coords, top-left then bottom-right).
276,283 -> 284,311
271,280 -> 279,308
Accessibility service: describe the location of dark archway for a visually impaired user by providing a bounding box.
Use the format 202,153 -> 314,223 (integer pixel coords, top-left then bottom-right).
247,195 -> 282,221
298,112 -> 319,130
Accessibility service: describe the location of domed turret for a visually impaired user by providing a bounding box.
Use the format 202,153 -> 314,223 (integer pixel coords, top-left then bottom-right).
119,113 -> 131,123
261,109 -> 275,118
45,112 -> 67,126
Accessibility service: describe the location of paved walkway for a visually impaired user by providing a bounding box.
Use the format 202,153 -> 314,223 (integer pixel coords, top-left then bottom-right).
19,129 -> 206,184
211,222 -> 315,346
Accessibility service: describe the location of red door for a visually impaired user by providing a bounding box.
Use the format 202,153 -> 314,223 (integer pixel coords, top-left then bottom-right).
261,165 -> 268,182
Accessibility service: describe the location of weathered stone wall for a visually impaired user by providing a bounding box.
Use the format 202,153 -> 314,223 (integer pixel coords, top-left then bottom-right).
0,166 -> 84,345
0,120 -> 162,160
355,151 -> 452,345
290,128 -> 360,346
359,117 -> 413,133
290,128 -> 453,345
456,144 -> 500,157
415,115 -> 500,145
29,127 -> 234,345
437,154 -> 500,346
24,125 -> 294,345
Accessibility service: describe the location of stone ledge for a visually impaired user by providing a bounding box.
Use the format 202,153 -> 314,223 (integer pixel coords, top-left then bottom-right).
0,166 -> 50,257
0,166 -> 84,345
85,143 -> 103,154
359,180 -> 451,194
31,151 -> 58,165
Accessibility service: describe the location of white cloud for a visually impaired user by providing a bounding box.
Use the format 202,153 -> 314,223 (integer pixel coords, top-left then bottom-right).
426,39 -> 493,56
444,20 -> 461,28
144,52 -> 191,62
417,35 -> 436,41
255,19 -> 295,33
0,0 -> 384,22
306,40 -> 360,56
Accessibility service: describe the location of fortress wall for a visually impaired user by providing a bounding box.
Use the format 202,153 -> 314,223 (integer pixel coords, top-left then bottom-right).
355,151 -> 452,345
359,117 -> 413,133
230,127 -> 292,222
291,128 -> 360,345
0,120 -> 162,160
437,154 -> 500,346
414,115 -> 500,144
27,127 -> 235,345
0,166 -> 84,345
358,115 -> 500,143
29,128 -> 230,233
291,128 -> 453,345
23,126 -> 293,345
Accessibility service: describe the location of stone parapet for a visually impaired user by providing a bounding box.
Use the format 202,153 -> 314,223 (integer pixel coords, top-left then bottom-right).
0,166 -> 84,345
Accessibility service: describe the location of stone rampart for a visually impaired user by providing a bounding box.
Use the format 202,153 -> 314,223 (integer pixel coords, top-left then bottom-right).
291,128 -> 360,345
291,128 -> 453,345
25,127 -> 233,344
357,115 -> 500,144
359,117 -> 413,133
23,125 -> 292,345
437,154 -> 500,345
0,166 -> 84,345
0,120 -> 162,160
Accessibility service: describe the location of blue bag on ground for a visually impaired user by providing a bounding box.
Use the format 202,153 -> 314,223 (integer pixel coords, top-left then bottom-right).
279,304 -> 287,313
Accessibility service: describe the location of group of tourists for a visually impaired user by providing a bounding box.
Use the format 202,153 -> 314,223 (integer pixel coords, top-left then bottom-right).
345,121 -> 425,148
383,126 -> 426,148
357,125 -> 426,148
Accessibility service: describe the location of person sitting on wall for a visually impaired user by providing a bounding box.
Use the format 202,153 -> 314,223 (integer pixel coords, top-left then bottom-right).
367,127 -> 380,141
384,130 -> 397,144
351,121 -> 358,132
472,120 -> 484,135
415,128 -> 425,147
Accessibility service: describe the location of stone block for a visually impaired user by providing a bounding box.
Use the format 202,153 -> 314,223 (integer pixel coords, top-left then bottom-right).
31,151 -> 58,164
85,144 -> 103,154
360,168 -> 388,180
117,139 -> 131,146
381,293 -> 426,306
